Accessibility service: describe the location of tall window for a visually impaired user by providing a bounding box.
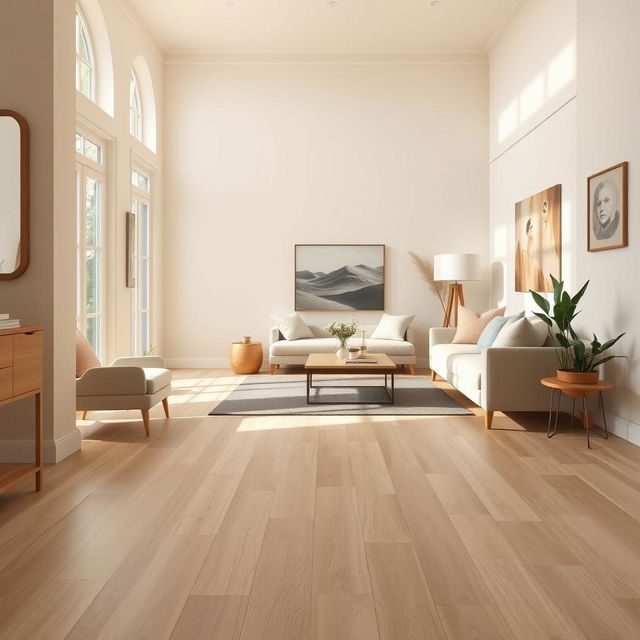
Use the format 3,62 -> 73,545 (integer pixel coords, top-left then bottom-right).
131,168 -> 152,355
75,8 -> 95,100
130,72 -> 143,141
76,131 -> 106,358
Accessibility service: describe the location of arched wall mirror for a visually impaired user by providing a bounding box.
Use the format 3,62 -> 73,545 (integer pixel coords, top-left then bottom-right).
0,110 -> 29,279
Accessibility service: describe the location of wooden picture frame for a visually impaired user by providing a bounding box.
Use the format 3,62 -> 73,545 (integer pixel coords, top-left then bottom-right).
294,244 -> 385,311
126,211 -> 136,288
588,161 -> 628,252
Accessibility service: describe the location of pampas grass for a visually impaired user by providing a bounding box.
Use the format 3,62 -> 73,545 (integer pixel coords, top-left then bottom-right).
409,252 -> 446,312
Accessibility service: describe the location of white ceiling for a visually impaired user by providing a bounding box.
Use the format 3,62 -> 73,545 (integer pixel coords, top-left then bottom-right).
125,0 -> 527,54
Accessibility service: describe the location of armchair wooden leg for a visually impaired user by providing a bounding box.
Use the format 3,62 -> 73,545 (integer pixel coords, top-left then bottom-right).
407,365 -> 416,375
162,397 -> 170,418
431,370 -> 437,381
270,364 -> 277,375
82,410 -> 88,420
141,409 -> 150,437
484,410 -> 494,430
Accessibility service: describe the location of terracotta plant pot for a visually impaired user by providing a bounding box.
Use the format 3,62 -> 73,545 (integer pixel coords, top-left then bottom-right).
557,369 -> 599,384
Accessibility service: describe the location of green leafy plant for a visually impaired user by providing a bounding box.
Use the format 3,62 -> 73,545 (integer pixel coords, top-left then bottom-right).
324,320 -> 358,348
530,276 -> 624,372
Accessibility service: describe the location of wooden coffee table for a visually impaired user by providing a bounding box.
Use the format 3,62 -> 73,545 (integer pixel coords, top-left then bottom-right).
304,353 -> 397,405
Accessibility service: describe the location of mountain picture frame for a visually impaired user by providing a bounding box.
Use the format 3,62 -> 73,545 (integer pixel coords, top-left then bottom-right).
294,244 -> 385,311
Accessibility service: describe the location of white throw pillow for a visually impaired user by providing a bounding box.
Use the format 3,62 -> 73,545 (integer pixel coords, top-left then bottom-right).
492,317 -> 548,348
370,314 -> 415,341
277,313 -> 313,341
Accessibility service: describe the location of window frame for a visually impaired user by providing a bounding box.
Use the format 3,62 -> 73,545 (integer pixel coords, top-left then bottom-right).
75,7 -> 96,101
130,71 -> 143,142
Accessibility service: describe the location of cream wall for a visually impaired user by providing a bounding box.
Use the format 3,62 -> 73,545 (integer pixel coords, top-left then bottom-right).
0,0 -> 78,462
162,60 -> 490,367
575,0 -> 640,445
489,0 -> 639,445
76,0 -> 164,364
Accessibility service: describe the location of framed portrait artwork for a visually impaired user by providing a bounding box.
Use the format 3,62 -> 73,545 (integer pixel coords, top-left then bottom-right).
126,211 -> 136,288
514,184 -> 562,292
295,244 -> 385,311
588,162 -> 628,251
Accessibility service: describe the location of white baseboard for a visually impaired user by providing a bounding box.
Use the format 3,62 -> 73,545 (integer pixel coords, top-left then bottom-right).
604,412 -> 640,447
0,428 -> 82,464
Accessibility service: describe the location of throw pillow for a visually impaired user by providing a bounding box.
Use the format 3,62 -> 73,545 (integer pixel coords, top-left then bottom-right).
452,306 -> 506,344
370,313 -> 415,341
277,312 -> 314,341
476,310 -> 526,348
492,316 -> 548,348
76,329 -> 101,378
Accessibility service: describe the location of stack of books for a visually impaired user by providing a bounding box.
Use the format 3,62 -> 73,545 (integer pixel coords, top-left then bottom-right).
0,314 -> 21,330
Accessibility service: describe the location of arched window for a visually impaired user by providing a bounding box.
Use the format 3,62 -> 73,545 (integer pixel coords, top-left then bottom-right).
75,8 -> 95,100
130,72 -> 143,141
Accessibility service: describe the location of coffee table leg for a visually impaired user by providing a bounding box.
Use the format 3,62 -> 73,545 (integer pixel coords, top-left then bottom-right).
391,373 -> 395,404
306,373 -> 310,404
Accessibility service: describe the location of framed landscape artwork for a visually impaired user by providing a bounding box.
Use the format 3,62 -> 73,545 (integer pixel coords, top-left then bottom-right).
588,161 -> 628,252
295,244 -> 385,311
514,184 -> 562,292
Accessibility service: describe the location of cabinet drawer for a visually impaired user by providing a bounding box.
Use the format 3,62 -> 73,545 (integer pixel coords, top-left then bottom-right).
0,367 -> 12,401
13,331 -> 43,395
0,336 -> 12,369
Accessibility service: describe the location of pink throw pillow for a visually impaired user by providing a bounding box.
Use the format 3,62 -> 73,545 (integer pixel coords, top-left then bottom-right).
452,306 -> 506,344
76,329 -> 102,377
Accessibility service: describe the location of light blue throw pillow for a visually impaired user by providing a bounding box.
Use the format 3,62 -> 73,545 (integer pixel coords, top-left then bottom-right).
476,311 -> 525,348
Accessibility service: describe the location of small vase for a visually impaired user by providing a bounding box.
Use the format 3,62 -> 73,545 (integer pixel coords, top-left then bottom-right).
336,340 -> 348,359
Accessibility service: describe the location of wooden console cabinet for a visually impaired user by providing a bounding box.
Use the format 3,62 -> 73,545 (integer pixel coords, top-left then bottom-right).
0,326 -> 43,493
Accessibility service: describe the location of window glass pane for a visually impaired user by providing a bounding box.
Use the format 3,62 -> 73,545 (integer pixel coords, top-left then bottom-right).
85,249 -> 100,314
85,177 -> 100,246
79,31 -> 90,62
131,170 -> 149,192
75,133 -> 83,154
140,203 -> 149,255
141,258 -> 149,309
86,316 -> 100,355
79,62 -> 91,98
141,312 -> 148,353
83,138 -> 101,164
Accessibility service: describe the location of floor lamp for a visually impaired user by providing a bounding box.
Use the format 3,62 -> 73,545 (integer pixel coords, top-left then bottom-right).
434,253 -> 480,327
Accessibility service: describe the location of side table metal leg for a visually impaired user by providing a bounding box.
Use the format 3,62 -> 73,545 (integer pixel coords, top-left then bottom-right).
547,389 -> 556,437
571,397 -> 576,428
599,391 -> 609,439
583,396 -> 592,449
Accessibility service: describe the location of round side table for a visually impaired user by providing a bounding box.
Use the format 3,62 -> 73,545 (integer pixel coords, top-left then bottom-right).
229,341 -> 263,374
540,376 -> 613,449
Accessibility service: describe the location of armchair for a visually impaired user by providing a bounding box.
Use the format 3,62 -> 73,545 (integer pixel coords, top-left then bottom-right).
76,331 -> 172,436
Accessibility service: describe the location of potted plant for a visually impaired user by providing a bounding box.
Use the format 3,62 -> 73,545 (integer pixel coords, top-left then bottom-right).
324,320 -> 358,359
530,276 -> 624,384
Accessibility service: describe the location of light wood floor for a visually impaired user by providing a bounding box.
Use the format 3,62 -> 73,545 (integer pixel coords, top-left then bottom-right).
1,368 -> 640,639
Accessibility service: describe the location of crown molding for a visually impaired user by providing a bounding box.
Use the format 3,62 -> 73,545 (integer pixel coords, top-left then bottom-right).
485,0 -> 536,54
116,0 -> 166,60
164,50 -> 488,66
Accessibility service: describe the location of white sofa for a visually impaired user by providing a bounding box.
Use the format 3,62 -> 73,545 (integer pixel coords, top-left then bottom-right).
429,327 -> 559,428
269,324 -> 417,374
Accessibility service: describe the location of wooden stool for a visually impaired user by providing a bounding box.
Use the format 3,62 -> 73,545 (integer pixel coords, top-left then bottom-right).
541,376 -> 613,448
229,341 -> 263,374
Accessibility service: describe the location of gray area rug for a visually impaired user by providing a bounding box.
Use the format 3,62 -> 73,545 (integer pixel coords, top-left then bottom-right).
209,375 -> 471,416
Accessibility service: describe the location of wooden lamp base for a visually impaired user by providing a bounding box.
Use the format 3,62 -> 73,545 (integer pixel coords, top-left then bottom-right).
442,283 -> 465,327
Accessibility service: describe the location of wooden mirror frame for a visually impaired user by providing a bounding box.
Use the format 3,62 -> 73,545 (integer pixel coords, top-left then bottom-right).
0,110 -> 30,280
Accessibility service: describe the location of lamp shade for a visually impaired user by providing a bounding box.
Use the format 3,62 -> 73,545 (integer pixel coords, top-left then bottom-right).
433,253 -> 480,282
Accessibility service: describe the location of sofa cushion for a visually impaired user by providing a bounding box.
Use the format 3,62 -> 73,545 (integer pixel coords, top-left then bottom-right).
476,311 -> 525,348
452,306 -> 505,344
449,352 -> 483,390
370,314 -> 414,341
270,338 -> 415,357
277,313 -> 314,341
76,329 -> 102,377
144,368 -> 172,394
493,317 -> 548,348
430,343 -> 480,375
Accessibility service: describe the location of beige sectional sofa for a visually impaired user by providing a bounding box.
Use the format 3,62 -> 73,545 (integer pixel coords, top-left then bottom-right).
429,327 -> 559,428
269,324 -> 417,374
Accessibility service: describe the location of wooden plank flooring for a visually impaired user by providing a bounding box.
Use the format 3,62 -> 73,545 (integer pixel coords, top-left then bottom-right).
0,367 -> 640,639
